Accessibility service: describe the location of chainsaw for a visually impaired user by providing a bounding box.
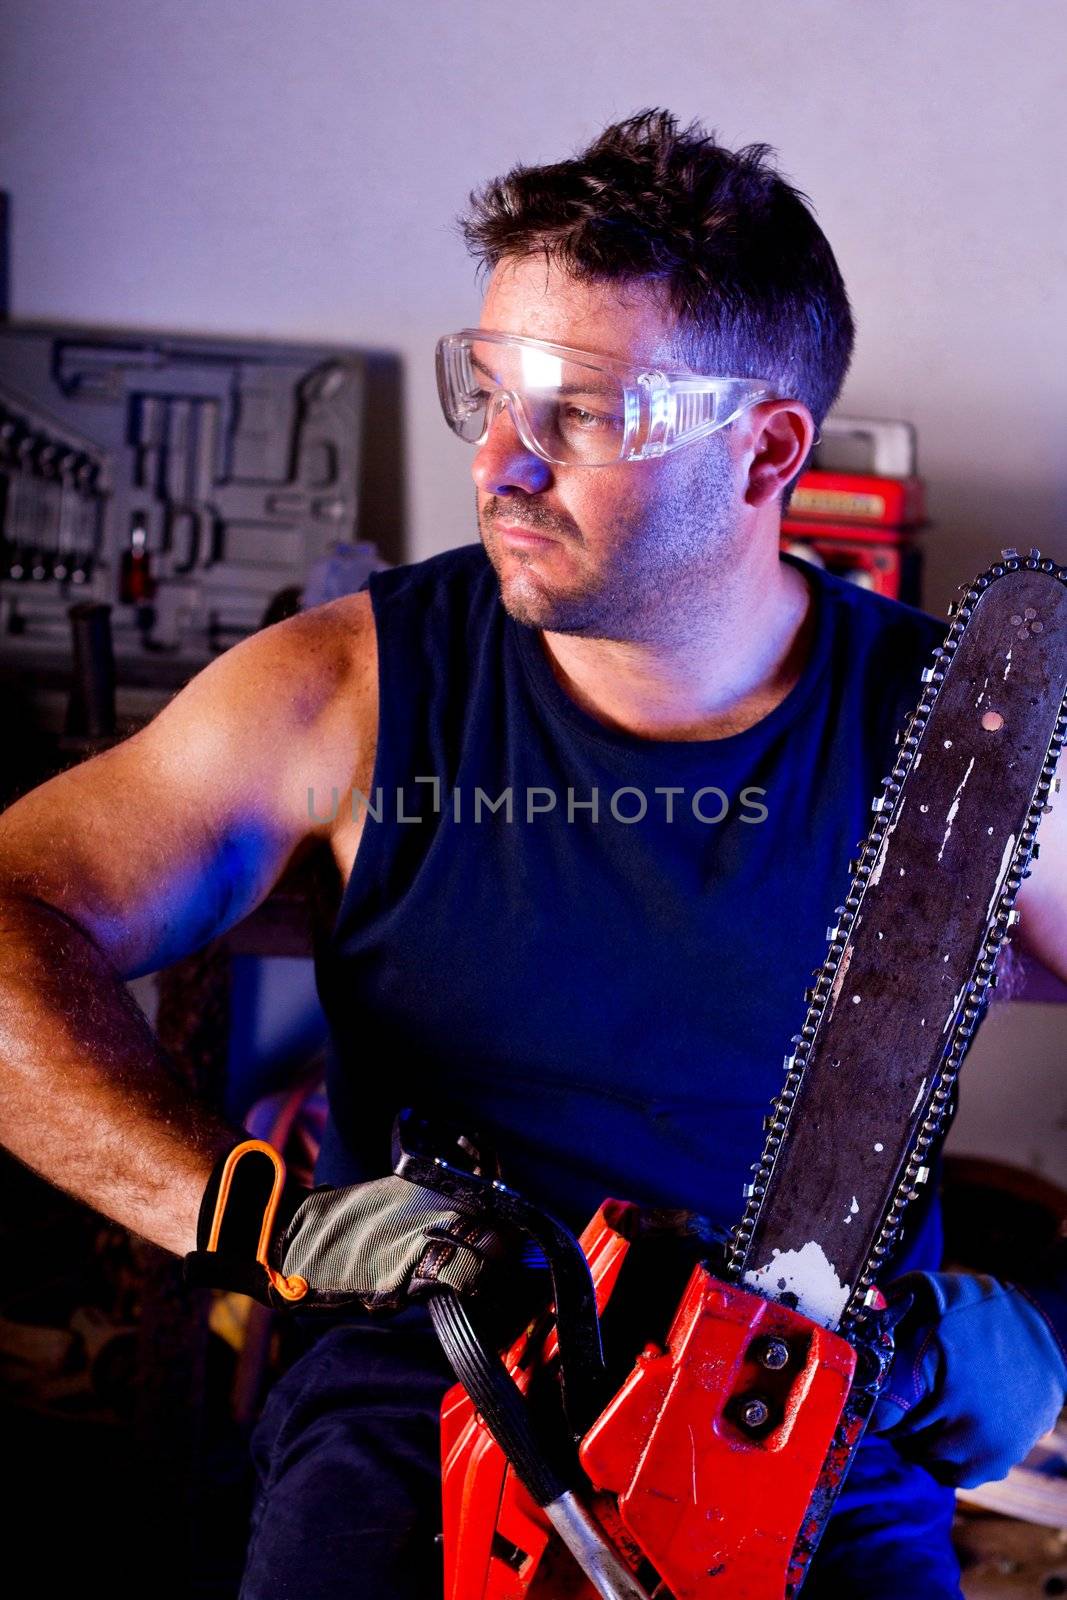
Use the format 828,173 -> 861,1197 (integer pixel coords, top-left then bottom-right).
395,549 -> 1067,1600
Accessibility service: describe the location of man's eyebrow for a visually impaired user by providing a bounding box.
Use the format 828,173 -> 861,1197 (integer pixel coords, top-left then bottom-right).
468,348 -> 621,397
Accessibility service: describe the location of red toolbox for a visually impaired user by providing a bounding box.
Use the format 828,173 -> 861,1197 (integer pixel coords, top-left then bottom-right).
781,417 -> 926,604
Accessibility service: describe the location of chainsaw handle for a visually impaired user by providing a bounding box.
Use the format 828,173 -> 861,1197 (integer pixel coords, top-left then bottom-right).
392,1108 -> 610,1437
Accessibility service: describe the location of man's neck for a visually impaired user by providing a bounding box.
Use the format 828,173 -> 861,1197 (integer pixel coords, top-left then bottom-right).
537,555 -> 816,742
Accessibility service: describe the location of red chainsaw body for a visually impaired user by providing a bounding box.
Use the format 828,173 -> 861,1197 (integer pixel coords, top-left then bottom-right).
441,1206 -> 858,1599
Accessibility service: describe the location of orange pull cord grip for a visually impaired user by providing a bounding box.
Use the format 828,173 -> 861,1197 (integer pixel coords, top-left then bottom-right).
207,1138 -> 310,1303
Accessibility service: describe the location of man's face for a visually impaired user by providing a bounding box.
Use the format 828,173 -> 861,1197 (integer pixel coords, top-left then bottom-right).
471,254 -> 746,644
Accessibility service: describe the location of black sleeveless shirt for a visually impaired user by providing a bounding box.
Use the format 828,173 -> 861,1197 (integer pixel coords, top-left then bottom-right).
311,541 -> 947,1271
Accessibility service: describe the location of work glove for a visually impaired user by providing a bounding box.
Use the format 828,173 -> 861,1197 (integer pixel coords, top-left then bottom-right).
182,1137 -> 511,1313
872,1267 -> 1067,1487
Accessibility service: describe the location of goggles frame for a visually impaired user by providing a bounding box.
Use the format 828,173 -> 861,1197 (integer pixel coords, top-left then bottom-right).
436,328 -> 779,467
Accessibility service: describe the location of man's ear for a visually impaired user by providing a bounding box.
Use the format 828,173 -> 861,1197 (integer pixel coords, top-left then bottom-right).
742,401 -> 816,509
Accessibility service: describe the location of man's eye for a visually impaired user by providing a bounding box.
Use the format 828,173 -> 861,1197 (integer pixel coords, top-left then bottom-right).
563,404 -> 621,430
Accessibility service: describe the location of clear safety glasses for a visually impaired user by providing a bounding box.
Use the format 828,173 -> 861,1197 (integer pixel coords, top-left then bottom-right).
435,328 -> 777,467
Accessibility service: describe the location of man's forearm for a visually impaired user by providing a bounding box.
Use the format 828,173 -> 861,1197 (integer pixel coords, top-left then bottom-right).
0,893 -> 247,1257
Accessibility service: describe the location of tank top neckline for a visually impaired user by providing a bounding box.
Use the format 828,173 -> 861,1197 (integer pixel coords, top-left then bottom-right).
508,551 -> 835,759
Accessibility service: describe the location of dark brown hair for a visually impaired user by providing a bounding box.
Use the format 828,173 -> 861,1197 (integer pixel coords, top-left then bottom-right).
459,109 -> 854,435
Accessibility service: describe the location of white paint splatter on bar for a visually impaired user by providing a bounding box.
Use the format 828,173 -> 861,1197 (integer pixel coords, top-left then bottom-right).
937,756 -> 976,862
744,1241 -> 851,1328
943,984 -> 966,1033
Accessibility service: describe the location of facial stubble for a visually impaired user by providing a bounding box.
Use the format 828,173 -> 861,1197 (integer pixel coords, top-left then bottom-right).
479,438 -> 739,646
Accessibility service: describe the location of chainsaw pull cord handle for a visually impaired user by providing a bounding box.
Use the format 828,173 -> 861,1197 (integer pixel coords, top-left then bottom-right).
427,1287 -> 654,1600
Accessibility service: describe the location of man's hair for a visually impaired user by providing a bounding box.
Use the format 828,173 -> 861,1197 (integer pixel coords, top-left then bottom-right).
458,108 -> 854,441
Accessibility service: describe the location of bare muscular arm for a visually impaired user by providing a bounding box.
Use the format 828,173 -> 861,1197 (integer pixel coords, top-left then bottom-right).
0,590 -> 376,1257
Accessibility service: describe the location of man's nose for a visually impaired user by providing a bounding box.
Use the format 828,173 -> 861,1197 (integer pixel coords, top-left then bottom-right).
471,391 -> 553,497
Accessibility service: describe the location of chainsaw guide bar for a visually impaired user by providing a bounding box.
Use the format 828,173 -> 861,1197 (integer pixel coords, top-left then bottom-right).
729,549 -> 1067,1334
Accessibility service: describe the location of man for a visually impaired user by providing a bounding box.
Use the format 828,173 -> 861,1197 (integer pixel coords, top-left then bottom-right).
0,110 -> 1064,1598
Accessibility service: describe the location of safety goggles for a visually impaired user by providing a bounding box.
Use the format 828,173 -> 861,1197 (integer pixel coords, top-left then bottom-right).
435,328 -> 777,467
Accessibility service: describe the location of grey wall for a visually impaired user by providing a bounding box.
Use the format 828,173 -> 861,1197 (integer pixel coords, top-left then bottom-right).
3,0 -> 1065,1177
2,0 -> 1066,613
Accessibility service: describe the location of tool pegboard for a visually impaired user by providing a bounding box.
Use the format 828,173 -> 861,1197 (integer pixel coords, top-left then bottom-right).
0,323 -> 367,679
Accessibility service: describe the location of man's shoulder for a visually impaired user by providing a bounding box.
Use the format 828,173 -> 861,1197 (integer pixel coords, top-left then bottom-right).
786,555 -> 949,754
793,556 -> 947,694
800,556 -> 946,650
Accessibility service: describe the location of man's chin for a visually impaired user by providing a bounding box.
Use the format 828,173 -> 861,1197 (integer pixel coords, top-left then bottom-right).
481,525 -> 603,632
494,568 -> 566,630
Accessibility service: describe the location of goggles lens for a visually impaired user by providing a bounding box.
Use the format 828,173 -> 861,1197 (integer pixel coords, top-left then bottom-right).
437,331 -> 634,465
435,330 -> 775,467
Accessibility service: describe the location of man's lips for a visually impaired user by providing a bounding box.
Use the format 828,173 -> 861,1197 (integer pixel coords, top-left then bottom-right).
494,523 -> 561,547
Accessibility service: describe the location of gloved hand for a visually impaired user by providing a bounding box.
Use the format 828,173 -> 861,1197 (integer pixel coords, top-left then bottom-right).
182,1138 -> 511,1313
872,1268 -> 1067,1487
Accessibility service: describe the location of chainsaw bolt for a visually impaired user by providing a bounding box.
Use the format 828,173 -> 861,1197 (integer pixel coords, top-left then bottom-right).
755,1338 -> 791,1372
739,1396 -> 771,1430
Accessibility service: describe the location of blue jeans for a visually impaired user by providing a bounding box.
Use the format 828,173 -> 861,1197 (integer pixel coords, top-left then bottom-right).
238,1309 -> 962,1599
